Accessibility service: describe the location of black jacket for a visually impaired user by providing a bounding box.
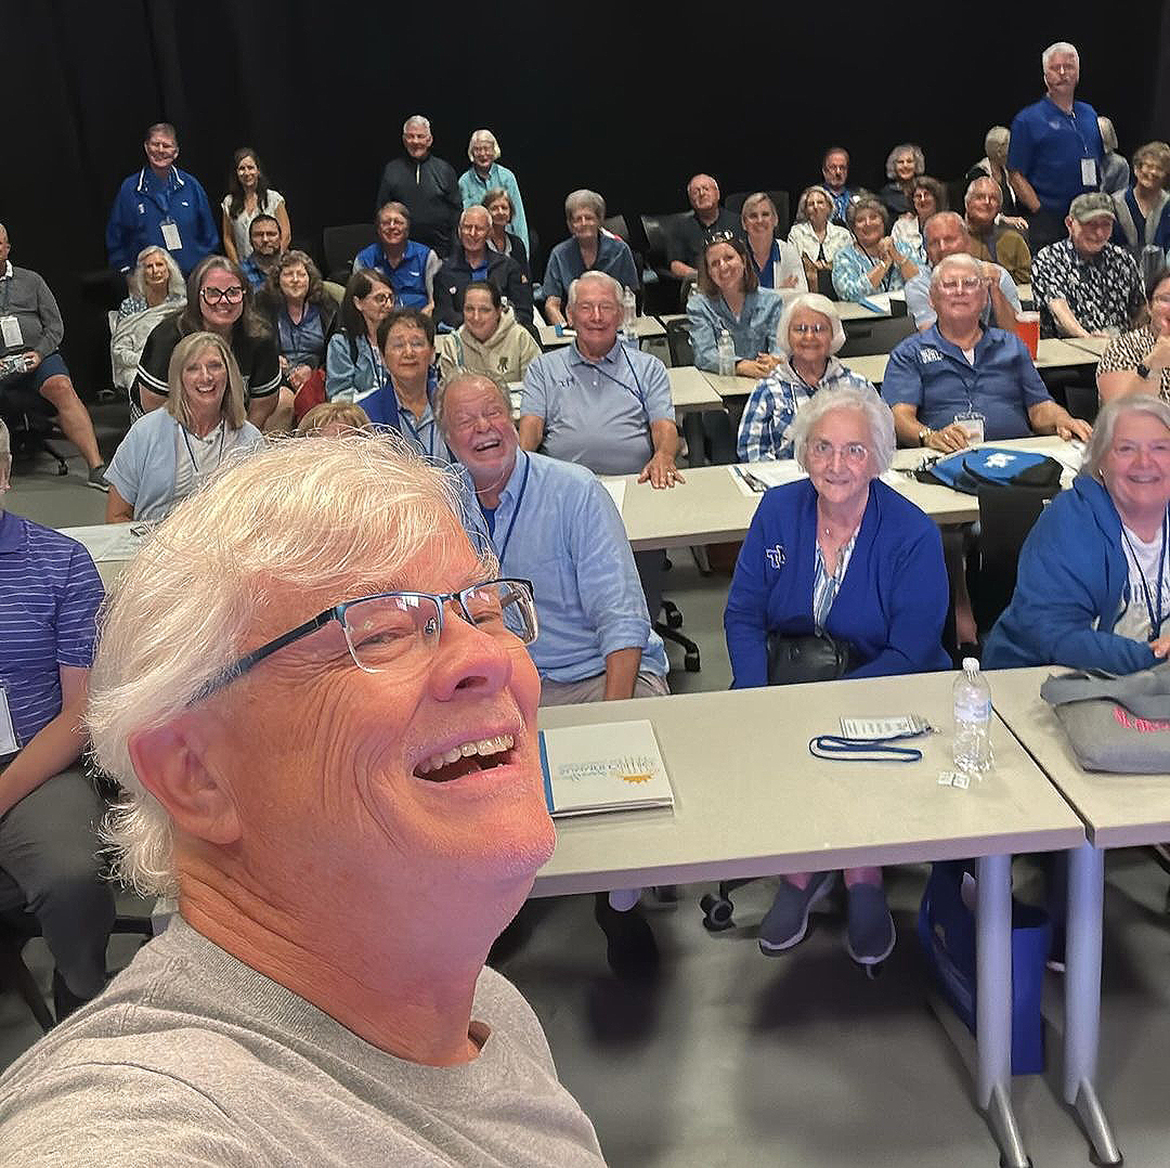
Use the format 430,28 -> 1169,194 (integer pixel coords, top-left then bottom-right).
374,154 -> 461,258
432,248 -> 533,328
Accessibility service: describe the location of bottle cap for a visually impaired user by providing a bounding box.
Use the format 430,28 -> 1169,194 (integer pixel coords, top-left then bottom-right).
962,657 -> 980,672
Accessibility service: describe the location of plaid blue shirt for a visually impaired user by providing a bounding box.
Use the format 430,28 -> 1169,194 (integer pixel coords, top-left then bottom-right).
737,357 -> 877,461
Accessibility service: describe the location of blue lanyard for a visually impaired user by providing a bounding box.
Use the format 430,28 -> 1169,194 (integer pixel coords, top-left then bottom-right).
1121,511 -> 1169,635
365,337 -> 389,390
479,452 -> 530,567
397,401 -> 438,459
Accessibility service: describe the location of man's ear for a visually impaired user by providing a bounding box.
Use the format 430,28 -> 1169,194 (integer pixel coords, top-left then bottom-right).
128,718 -> 241,846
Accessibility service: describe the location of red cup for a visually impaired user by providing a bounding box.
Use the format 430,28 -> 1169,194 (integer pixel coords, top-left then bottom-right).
1013,311 -> 1040,360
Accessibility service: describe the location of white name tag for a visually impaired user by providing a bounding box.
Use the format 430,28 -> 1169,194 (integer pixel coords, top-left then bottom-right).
1081,158 -> 1098,186
839,715 -> 925,740
0,315 -> 23,348
0,685 -> 19,755
160,221 -> 183,251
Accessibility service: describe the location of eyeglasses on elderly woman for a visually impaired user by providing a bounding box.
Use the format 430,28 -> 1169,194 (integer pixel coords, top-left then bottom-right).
190,578 -> 538,704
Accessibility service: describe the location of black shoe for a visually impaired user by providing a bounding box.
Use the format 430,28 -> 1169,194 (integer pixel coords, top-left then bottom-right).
594,892 -> 659,980
52,969 -> 94,1023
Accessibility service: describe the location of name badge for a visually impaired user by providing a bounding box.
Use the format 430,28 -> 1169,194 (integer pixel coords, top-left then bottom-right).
954,410 -> 985,444
0,683 -> 19,755
1081,158 -> 1098,186
0,315 -> 22,348
160,221 -> 183,251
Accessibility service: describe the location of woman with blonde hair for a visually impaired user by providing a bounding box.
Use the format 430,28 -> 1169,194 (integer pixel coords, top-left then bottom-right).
106,331 -> 263,521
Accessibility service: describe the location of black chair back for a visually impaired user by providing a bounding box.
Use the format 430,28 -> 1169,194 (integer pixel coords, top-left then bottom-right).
1065,383 -> 1100,424
664,318 -> 694,366
322,223 -> 376,281
973,485 -> 1058,634
838,314 -> 917,357
816,269 -> 838,299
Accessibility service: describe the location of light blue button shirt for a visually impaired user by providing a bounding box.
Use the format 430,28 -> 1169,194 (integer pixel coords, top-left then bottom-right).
686,288 -> 786,372
904,264 -> 1023,329
520,340 -> 674,476
456,452 -> 667,682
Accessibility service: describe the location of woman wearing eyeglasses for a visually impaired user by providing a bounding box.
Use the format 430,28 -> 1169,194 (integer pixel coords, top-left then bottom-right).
832,196 -> 919,303
1098,266 -> 1170,406
106,331 -> 263,522
724,387 -> 949,968
687,233 -> 785,379
133,255 -> 280,429
325,269 -> 395,403
737,294 -> 877,461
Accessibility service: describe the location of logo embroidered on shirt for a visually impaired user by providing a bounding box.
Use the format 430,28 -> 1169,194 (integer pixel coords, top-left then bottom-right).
765,544 -> 786,569
919,348 -> 943,363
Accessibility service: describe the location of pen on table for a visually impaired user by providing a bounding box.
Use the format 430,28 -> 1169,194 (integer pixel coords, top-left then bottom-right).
733,466 -> 766,493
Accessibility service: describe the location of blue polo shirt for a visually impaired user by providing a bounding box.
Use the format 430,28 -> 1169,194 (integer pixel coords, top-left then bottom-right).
353,240 -> 434,309
541,233 -> 640,302
881,325 -> 1052,439
1008,97 -> 1103,214
0,511 -> 103,749
520,340 -> 673,476
456,453 -> 667,682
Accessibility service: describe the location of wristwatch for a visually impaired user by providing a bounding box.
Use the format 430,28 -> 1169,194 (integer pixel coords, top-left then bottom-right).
1137,361 -> 1152,380
918,426 -> 933,446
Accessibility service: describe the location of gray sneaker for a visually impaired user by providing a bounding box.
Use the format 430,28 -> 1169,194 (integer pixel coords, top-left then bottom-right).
845,882 -> 896,965
86,464 -> 110,492
758,871 -> 835,954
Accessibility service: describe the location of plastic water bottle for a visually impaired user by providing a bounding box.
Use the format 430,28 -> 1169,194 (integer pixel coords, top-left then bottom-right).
621,285 -> 637,343
717,328 -> 736,377
953,658 -> 993,774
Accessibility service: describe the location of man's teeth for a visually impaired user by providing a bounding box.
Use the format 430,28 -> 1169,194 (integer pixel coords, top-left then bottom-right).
416,734 -> 514,775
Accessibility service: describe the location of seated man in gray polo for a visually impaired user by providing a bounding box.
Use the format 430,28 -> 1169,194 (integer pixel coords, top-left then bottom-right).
441,371 -> 669,706
904,212 -> 1021,332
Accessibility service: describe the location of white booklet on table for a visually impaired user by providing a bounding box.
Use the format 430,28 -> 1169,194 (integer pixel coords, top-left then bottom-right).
539,719 -> 674,818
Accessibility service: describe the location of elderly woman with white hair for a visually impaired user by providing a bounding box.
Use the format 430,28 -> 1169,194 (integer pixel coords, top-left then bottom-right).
986,394 -> 1170,672
967,125 -> 1021,217
737,293 -> 877,461
878,143 -> 926,219
110,246 -> 186,390
458,130 -> 529,255
541,189 -> 639,326
786,185 -> 853,291
0,434 -> 606,1162
105,330 -> 263,522
725,386 -> 950,966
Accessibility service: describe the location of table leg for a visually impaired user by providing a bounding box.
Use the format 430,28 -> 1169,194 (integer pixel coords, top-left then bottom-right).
1065,841 -> 1122,1164
976,853 -> 1031,1168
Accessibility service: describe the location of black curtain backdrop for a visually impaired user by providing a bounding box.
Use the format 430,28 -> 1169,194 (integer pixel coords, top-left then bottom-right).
2,0 -> 1168,395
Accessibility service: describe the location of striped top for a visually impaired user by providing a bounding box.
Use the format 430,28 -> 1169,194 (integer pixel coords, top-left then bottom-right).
812,532 -> 858,633
0,511 -> 103,748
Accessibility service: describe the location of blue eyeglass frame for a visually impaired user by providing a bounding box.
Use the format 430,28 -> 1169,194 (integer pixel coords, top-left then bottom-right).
188,577 -> 536,706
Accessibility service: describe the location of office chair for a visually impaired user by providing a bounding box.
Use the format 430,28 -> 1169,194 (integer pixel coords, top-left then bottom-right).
970,484 -> 1058,637
322,223 -> 377,285
0,390 -> 70,476
838,314 -> 917,357
639,211 -> 690,314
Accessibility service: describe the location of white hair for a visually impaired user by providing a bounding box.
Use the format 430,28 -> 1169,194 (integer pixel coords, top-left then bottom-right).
885,144 -> 925,180
127,245 -> 186,301
434,369 -> 511,429
468,129 -> 501,162
1083,396 -> 1170,480
1097,115 -> 1118,153
1042,41 -> 1079,70
774,293 -> 846,357
929,251 -> 983,292
87,433 -> 484,896
964,175 -> 1001,206
403,114 -> 432,134
459,204 -> 492,229
564,189 -> 606,222
567,271 -> 623,309
984,126 -> 1010,157
791,385 -> 896,476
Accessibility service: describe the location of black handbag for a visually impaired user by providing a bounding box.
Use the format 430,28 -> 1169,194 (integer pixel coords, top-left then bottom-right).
766,631 -> 855,686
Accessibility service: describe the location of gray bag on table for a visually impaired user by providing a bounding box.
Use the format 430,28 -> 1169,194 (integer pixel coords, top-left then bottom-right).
1039,664 -> 1170,773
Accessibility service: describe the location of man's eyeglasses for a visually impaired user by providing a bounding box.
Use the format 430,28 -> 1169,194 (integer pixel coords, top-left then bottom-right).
938,277 -> 985,294
190,578 -> 538,705
201,285 -> 245,306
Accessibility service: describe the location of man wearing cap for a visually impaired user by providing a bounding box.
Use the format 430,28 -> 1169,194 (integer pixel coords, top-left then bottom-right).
1030,192 -> 1145,339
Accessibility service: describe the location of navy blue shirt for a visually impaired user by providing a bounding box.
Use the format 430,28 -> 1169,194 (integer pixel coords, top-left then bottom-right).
881,325 -> 1052,439
1008,97 -> 1103,214
542,234 -> 639,303
353,240 -> 434,309
0,512 -> 103,748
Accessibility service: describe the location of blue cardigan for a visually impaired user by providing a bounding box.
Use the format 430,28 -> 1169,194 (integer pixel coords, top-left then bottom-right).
724,477 -> 951,687
984,476 -> 1160,674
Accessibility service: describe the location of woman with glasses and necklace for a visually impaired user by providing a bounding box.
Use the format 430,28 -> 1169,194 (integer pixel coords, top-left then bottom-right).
832,195 -> 919,302
133,255 -> 280,429
356,308 -> 453,465
325,269 -> 395,403
724,387 -> 950,968
106,331 -> 263,521
737,294 -> 877,461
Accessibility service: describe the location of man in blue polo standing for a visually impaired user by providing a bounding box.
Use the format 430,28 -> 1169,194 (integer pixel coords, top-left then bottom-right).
106,123 -> 219,277
1007,41 -> 1104,254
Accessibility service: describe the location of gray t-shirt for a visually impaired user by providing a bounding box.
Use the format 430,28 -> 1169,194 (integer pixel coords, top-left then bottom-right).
0,917 -> 606,1167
